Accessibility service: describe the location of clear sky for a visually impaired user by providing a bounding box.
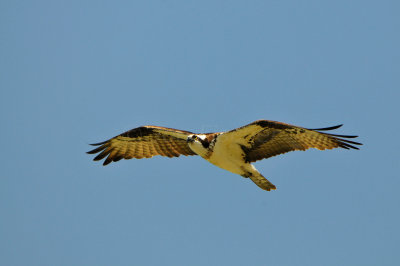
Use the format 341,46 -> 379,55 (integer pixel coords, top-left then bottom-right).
1,1 -> 399,265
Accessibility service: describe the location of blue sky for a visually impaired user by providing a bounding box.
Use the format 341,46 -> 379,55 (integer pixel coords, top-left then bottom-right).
1,0 -> 399,265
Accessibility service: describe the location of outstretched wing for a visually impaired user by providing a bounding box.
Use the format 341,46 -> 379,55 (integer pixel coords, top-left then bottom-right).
220,120 -> 362,163
87,126 -> 197,165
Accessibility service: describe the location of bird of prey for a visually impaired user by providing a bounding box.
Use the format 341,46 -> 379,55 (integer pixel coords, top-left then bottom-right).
87,120 -> 361,191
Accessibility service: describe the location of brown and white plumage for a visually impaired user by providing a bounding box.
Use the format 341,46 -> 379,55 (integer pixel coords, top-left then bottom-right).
87,126 -> 196,165
87,120 -> 362,191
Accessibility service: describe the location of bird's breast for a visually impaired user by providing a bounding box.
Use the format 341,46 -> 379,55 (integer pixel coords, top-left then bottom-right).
206,140 -> 247,175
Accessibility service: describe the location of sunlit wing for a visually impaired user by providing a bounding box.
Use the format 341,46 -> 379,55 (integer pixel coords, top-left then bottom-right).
87,126 -> 197,165
220,120 -> 362,162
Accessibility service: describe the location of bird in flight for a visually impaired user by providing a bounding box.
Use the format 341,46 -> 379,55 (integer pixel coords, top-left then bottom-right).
87,120 -> 361,191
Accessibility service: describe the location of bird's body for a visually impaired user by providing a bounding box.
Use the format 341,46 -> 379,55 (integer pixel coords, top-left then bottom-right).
186,132 -> 276,190
87,120 -> 362,191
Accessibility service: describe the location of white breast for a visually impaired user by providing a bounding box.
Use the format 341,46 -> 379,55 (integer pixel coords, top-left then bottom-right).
206,134 -> 247,175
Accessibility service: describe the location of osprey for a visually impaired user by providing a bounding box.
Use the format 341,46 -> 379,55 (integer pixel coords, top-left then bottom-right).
87,120 -> 362,191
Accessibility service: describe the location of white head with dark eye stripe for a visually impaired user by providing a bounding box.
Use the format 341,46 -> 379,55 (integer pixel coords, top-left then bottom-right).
187,134 -> 210,156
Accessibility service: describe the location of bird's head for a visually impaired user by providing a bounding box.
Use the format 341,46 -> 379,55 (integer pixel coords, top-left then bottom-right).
187,134 -> 210,156
187,134 -> 201,142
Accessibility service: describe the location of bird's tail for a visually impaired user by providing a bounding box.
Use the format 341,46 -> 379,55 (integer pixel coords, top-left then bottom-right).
249,173 -> 276,191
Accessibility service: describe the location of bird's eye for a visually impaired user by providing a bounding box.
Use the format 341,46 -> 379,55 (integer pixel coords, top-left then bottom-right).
193,136 -> 198,140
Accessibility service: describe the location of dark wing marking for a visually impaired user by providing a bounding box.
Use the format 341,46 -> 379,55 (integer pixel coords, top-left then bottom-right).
220,120 -> 362,163
87,126 -> 197,165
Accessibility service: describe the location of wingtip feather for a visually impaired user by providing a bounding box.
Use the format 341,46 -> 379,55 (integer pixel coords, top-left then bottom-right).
90,141 -> 108,146
309,124 -> 343,131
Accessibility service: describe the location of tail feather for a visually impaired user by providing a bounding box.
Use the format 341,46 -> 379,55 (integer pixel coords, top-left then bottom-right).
249,174 -> 276,191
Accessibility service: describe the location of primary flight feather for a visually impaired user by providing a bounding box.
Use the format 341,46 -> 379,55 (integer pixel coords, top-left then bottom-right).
87,120 -> 362,191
